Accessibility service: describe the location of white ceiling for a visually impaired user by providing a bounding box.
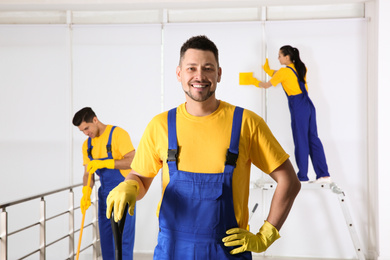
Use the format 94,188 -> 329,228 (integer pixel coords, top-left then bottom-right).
0,0 -> 370,11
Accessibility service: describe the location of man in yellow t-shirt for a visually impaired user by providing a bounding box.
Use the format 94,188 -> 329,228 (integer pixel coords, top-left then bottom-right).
107,36 -> 301,260
73,107 -> 136,260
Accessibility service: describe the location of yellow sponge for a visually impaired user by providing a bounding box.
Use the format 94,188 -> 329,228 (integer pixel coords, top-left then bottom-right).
239,72 -> 260,87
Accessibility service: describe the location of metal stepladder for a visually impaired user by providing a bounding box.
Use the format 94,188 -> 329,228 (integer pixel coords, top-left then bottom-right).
253,181 -> 366,260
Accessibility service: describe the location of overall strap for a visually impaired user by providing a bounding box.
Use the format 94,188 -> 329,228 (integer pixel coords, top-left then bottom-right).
106,126 -> 117,159
87,126 -> 117,160
225,106 -> 244,170
286,66 -> 308,96
166,107 -> 244,173
167,108 -> 178,172
87,137 -> 93,160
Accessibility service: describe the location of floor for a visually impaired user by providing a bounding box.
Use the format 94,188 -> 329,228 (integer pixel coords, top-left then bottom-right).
95,253 -> 355,260
132,252 -> 352,260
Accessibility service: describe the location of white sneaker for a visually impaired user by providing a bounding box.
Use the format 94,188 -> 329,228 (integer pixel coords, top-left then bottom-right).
311,177 -> 332,184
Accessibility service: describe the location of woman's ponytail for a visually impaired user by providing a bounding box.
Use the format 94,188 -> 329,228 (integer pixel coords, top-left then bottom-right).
280,45 -> 307,83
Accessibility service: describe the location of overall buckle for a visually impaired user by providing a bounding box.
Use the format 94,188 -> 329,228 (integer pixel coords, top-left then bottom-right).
167,149 -> 178,162
225,150 -> 239,167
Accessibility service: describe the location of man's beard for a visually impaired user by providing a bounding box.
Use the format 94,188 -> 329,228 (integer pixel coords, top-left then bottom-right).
184,87 -> 215,102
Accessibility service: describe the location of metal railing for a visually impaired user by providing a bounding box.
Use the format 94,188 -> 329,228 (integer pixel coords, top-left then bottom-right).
0,182 -> 101,260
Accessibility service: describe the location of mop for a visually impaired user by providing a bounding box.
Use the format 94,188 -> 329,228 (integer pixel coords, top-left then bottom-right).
76,171 -> 93,260
110,204 -> 129,260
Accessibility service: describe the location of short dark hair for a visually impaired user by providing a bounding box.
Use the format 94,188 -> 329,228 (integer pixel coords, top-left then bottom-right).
72,107 -> 96,126
179,35 -> 219,66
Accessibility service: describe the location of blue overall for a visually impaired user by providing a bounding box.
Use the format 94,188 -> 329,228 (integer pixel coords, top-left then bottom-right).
153,107 -> 252,260
285,66 -> 330,181
87,126 -> 136,260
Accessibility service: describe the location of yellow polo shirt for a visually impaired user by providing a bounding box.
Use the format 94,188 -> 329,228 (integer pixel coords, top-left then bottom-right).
82,125 -> 135,177
131,101 -> 289,229
270,64 -> 308,96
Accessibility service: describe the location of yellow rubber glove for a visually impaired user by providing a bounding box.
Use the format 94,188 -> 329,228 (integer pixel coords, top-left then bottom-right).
263,58 -> 275,77
106,180 -> 139,222
222,220 -> 280,254
239,72 -> 261,87
87,159 -> 115,174
80,186 -> 92,214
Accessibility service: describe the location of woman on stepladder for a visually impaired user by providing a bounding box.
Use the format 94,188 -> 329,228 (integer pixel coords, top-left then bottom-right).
250,45 -> 331,183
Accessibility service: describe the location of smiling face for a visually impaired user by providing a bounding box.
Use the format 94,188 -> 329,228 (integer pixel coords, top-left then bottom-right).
176,48 -> 221,103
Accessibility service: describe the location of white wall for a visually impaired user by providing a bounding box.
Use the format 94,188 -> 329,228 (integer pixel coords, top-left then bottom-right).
377,0 -> 390,259
0,25 -> 71,201
0,7 -> 384,260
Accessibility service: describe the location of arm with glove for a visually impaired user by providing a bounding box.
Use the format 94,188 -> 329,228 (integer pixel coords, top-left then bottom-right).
80,164 -> 95,214
80,151 -> 135,214
106,170 -> 154,222
238,59 -> 276,89
79,159 -> 115,214
258,58 -> 277,88
222,220 -> 280,254
87,150 -> 135,173
263,58 -> 276,77
223,159 -> 301,254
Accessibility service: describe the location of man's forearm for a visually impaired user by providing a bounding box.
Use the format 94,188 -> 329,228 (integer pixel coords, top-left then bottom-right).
267,159 -> 301,230
125,170 -> 154,200
266,179 -> 300,230
83,166 -> 95,187
114,150 -> 135,170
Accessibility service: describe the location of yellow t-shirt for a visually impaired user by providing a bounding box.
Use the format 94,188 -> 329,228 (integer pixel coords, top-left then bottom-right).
82,125 -> 135,177
131,101 -> 289,229
270,64 -> 308,96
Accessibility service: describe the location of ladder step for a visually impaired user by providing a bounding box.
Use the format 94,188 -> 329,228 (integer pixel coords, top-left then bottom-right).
252,180 -> 365,260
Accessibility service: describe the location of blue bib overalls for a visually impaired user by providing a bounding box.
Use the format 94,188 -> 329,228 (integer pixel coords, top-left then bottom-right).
285,66 -> 330,181
153,107 -> 252,260
88,126 -> 136,259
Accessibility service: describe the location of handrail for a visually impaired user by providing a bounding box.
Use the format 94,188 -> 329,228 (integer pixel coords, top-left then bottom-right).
0,183 -> 83,209
0,181 -> 101,260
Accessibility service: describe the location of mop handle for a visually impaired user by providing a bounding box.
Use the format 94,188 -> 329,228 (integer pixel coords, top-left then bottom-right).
111,204 -> 129,260
76,171 -> 93,260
